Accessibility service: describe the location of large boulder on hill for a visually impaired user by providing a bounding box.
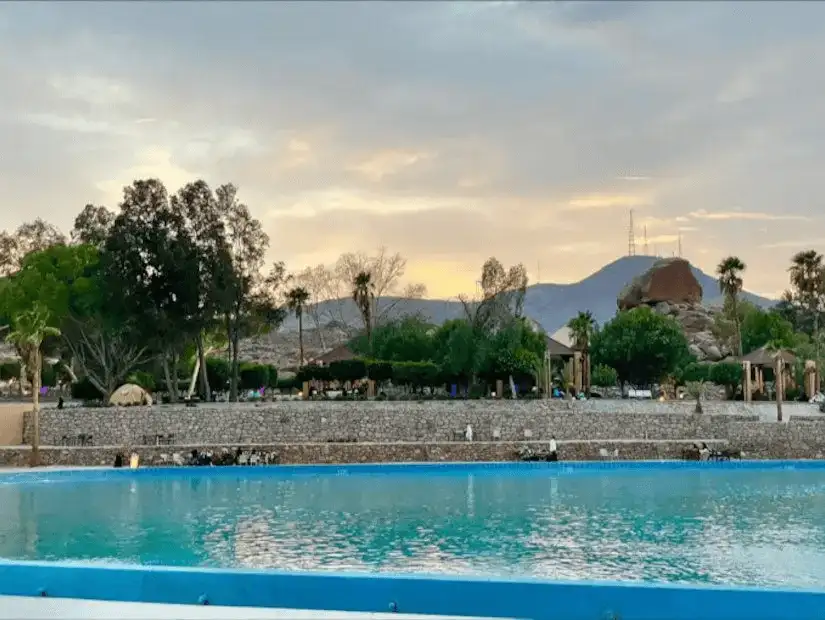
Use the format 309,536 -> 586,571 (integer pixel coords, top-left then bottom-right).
651,302 -> 731,362
617,258 -> 703,310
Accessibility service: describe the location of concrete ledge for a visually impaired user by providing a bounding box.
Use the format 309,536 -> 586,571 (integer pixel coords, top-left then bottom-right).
2,439 -> 732,467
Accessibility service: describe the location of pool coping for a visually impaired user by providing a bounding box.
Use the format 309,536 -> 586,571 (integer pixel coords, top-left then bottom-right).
1,458 -> 823,484
3,460 -> 825,620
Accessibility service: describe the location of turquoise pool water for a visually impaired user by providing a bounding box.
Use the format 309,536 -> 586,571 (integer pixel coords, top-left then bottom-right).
2,467 -> 825,589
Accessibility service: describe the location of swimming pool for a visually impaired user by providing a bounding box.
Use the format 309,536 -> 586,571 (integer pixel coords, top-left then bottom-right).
2,461 -> 825,619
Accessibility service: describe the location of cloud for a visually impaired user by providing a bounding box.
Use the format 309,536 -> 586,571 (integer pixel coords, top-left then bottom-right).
760,239 -> 825,250
1,2 -> 825,298
565,193 -> 653,211
688,209 -> 810,222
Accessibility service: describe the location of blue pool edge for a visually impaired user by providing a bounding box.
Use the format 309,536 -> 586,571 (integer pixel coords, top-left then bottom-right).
1,558 -> 825,620
2,458 -> 825,485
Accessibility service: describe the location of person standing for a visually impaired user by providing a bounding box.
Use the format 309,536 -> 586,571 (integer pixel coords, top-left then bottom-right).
548,435 -> 559,462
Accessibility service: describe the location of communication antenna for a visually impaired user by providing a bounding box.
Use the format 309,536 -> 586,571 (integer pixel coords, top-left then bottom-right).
643,226 -> 649,255
678,232 -> 683,258
628,209 -> 636,256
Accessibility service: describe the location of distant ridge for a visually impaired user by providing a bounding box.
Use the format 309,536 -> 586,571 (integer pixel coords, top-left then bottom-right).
282,256 -> 776,335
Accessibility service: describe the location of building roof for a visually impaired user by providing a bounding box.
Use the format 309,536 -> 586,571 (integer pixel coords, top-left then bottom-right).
740,345 -> 796,367
551,325 -> 574,348
546,336 -> 575,357
309,344 -> 355,365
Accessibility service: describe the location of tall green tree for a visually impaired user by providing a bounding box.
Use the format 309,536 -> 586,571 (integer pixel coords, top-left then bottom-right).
286,286 -> 310,365
567,310 -> 597,392
590,307 -> 690,389
71,205 -> 114,247
433,319 -> 484,387
716,256 -> 746,356
788,250 -> 825,385
214,184 -> 287,400
103,179 -> 202,402
4,304 -> 60,466
171,180 -> 234,400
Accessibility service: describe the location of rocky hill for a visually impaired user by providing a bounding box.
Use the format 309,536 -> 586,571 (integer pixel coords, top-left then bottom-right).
280,255 -> 775,335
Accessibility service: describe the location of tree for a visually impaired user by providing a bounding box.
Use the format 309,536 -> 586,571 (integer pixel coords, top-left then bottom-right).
591,364 -> 618,388
214,183 -> 287,400
350,315 -> 436,362
102,179 -> 202,402
432,319 -> 484,387
292,264 -> 335,348
171,180 -> 234,401
0,218 -> 66,277
716,256 -> 746,356
740,303 -> 798,354
590,306 -> 690,389
71,205 -> 114,247
567,310 -> 597,392
708,362 -> 743,400
4,304 -> 60,466
351,271 -> 375,351
788,250 -> 825,386
286,286 -> 310,365
332,247 -> 427,330
11,243 -> 148,400
479,318 -> 546,390
460,257 -> 528,333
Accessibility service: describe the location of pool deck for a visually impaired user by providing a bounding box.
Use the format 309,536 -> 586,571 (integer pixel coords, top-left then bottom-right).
0,596 -> 491,619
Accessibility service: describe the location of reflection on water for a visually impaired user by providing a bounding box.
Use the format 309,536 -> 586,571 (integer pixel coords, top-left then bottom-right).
1,470 -> 825,587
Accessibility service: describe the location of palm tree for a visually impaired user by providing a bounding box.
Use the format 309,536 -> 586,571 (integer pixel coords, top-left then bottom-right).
351,271 -> 375,351
716,256 -> 746,356
286,286 -> 310,366
5,304 -> 60,467
567,311 -> 596,393
789,250 -> 825,383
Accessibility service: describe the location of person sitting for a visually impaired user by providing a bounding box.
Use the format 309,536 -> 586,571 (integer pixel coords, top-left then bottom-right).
699,442 -> 710,461
113,453 -> 124,468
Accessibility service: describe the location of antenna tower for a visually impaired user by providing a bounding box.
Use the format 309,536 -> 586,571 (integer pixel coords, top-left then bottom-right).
643,226 -> 649,255
628,209 -> 636,256
678,232 -> 683,258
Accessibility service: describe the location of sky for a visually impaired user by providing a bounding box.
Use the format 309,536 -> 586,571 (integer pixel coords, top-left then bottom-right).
0,1 -> 823,300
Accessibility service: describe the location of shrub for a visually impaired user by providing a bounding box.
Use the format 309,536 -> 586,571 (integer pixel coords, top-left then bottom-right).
295,365 -> 331,383
40,363 -> 58,388
126,370 -> 156,392
71,377 -> 103,401
276,376 -> 298,391
239,363 -> 270,390
266,365 -> 279,388
205,357 -> 231,391
708,362 -> 743,399
678,362 -> 712,385
591,364 -> 618,388
392,361 -> 441,388
0,360 -> 20,381
329,359 -> 367,383
366,361 -> 394,383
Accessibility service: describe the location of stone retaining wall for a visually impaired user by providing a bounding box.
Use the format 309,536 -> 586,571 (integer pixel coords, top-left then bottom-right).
22,401 -> 772,446
11,400 -> 825,467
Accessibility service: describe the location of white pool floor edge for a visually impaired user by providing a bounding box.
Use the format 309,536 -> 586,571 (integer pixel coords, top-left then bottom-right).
0,596 -> 500,619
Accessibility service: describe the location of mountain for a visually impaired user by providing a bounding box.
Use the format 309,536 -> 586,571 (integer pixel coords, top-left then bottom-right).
282,255 -> 776,336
